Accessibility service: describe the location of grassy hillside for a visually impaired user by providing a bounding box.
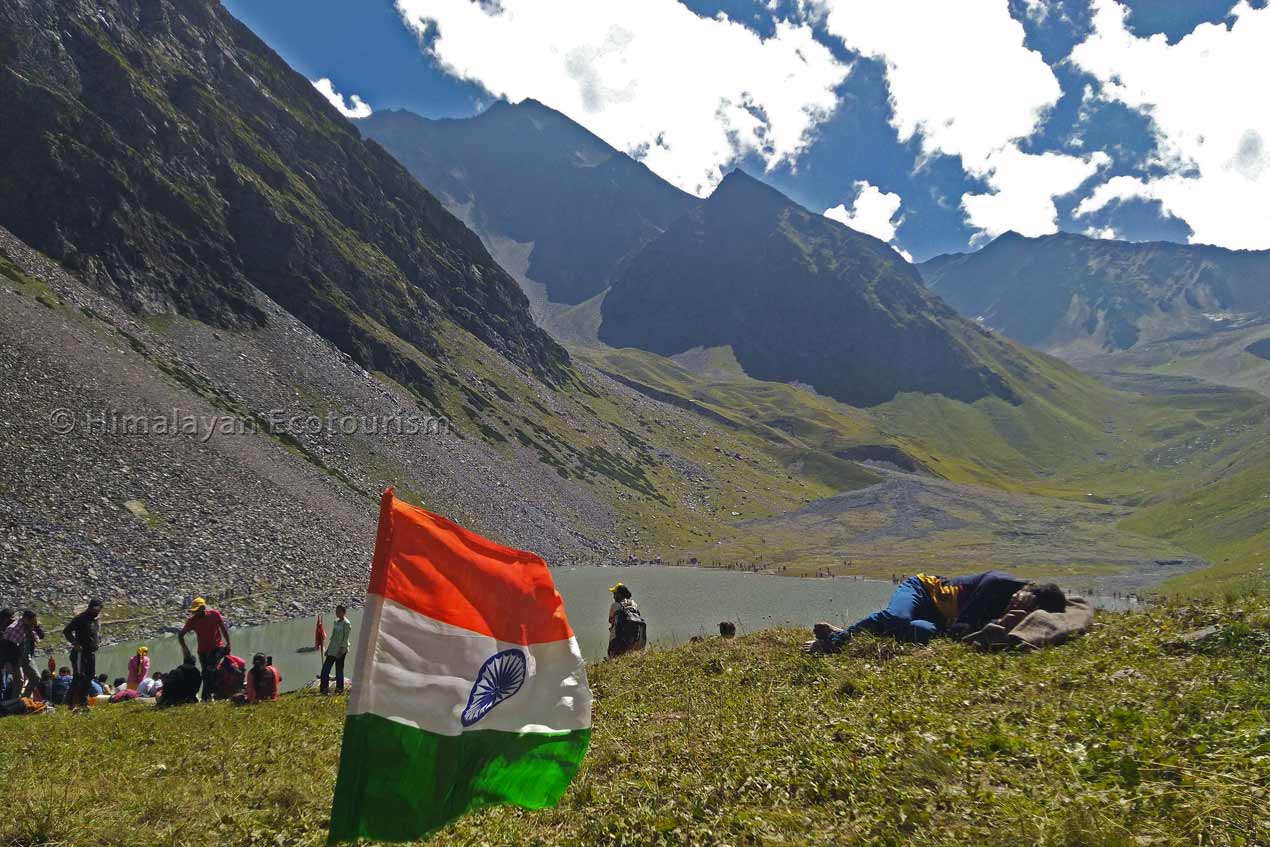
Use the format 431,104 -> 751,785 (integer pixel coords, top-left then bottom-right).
3,601 -> 1266,846
1080,321 -> 1270,399
585,341 -> 1130,496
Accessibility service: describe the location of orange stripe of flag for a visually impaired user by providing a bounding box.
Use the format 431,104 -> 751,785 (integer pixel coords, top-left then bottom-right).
367,489 -> 574,645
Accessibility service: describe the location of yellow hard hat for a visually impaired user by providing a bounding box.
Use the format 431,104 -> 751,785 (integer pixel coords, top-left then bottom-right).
608,582 -> 625,593
189,597 -> 206,612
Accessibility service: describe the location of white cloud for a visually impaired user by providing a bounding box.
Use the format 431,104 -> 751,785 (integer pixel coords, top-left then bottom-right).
815,0 -> 1055,171
1021,0 -> 1051,24
394,0 -> 849,197
1083,224 -> 1118,239
963,148 -> 1110,240
813,0 -> 1106,239
824,180 -> 912,258
1073,174 -> 1148,217
1070,0 -> 1270,249
312,78 -> 373,119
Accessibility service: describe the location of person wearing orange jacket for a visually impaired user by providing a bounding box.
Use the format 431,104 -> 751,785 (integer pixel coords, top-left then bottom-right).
244,653 -> 281,703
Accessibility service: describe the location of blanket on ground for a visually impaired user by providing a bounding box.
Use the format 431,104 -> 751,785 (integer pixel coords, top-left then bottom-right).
963,596 -> 1093,651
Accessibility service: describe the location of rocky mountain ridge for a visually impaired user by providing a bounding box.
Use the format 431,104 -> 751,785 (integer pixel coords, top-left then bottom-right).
359,101 -> 699,306
599,170 -> 1020,408
920,231 -> 1270,359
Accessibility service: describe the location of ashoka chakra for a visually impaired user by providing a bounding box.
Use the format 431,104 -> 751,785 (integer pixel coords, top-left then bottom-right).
461,648 -> 528,727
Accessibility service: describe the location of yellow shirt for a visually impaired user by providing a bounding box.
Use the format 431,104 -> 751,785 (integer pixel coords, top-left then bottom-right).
917,574 -> 960,627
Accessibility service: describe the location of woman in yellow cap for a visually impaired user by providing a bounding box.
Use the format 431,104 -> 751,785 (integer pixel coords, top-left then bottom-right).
126,645 -> 150,690
607,582 -> 647,659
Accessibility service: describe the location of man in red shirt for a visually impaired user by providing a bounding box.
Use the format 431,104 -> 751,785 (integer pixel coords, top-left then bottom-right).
178,597 -> 231,702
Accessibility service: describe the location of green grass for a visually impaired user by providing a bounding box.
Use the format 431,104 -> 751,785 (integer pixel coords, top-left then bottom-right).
4,601 -> 1265,847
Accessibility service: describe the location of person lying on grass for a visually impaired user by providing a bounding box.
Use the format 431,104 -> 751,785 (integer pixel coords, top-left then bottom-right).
804,571 -> 1066,653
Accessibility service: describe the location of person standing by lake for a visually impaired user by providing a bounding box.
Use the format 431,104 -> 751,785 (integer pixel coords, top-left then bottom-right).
126,646 -> 150,690
320,605 -> 352,695
607,583 -> 647,659
2,609 -> 43,698
178,597 -> 231,702
63,599 -> 103,710
0,608 -> 11,697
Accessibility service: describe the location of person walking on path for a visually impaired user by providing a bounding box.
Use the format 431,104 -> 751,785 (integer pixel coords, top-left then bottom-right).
2,609 -> 43,698
320,605 -> 352,695
63,599 -> 103,710
178,598 -> 231,702
126,646 -> 150,690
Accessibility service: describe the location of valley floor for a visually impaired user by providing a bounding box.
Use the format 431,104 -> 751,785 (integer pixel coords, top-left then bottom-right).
713,468 -> 1204,592
2,601 -> 1266,847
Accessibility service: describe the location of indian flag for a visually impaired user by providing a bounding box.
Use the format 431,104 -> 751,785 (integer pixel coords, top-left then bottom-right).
328,489 -> 592,843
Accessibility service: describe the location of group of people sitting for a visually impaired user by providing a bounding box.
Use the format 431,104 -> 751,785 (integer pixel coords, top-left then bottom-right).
0,596 -> 291,715
132,597 -> 285,707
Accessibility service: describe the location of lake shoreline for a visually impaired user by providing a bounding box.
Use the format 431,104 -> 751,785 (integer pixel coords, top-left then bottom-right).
77,566 -> 1154,696
54,557 -> 1168,655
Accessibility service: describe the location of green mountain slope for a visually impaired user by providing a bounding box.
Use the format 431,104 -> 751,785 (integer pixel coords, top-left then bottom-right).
0,0 -> 564,397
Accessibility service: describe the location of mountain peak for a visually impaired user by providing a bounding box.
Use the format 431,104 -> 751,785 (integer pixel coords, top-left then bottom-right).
601,168 -> 1017,407
992,230 -> 1027,244
360,98 -> 698,305
485,97 -> 548,114
708,169 -> 793,210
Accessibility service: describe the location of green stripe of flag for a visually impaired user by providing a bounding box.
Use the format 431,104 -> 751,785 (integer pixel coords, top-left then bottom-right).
329,713 -> 591,843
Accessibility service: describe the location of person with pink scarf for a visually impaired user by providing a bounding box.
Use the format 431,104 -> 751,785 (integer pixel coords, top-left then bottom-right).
126,646 -> 150,690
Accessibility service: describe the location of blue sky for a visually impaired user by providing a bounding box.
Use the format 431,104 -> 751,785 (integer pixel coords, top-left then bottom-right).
224,0 -> 1269,261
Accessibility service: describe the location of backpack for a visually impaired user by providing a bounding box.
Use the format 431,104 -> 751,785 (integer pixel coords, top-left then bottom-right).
614,602 -> 647,650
